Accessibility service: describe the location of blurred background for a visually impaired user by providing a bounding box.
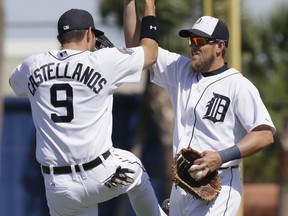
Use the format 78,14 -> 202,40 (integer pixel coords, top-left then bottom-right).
1,0 -> 288,215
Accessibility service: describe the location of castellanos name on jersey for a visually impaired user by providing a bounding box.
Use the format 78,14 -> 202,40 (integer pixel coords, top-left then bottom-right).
28,59 -> 107,96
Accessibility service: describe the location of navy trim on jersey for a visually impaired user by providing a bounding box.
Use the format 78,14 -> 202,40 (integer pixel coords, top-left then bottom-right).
187,71 -> 239,148
223,168 -> 234,216
114,152 -> 147,173
48,50 -> 86,61
201,64 -> 229,77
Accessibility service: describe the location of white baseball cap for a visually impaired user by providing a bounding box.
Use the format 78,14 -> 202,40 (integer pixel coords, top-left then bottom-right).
179,16 -> 229,47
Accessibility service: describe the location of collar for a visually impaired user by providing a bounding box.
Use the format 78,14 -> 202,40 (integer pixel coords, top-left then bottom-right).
201,64 -> 229,77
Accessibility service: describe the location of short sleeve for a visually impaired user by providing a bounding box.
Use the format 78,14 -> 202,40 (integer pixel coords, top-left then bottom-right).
96,47 -> 145,89
9,64 -> 29,97
150,47 -> 190,96
234,78 -> 276,134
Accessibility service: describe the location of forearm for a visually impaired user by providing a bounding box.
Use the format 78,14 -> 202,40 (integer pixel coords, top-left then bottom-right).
140,0 -> 159,68
219,125 -> 274,163
123,0 -> 158,69
123,0 -> 141,47
236,125 -> 274,158
144,0 -> 156,16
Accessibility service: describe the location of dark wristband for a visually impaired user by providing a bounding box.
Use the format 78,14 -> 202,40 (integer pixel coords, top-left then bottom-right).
140,16 -> 159,43
218,145 -> 241,163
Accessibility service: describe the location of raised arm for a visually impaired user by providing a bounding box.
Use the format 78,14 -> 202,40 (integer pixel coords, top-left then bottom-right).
123,0 -> 158,69
123,0 -> 141,47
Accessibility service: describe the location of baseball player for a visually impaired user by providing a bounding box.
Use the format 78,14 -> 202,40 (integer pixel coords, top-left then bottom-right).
9,3 -> 167,216
124,1 -> 276,215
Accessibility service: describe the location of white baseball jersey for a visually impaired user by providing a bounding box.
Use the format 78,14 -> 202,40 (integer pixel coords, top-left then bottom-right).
151,47 -> 276,215
9,47 -> 144,166
151,47 -> 276,167
9,47 -> 167,216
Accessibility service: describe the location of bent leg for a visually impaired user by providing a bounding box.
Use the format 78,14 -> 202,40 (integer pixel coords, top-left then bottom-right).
127,171 -> 166,216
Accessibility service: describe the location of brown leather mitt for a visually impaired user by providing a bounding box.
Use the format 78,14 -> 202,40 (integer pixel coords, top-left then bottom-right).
172,147 -> 221,201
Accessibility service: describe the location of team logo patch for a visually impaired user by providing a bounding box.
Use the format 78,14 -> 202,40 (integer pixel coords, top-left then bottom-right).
117,47 -> 134,55
203,92 -> 230,123
63,25 -> 70,30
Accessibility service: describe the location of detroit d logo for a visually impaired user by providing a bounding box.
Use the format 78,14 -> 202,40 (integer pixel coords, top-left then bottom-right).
203,93 -> 230,123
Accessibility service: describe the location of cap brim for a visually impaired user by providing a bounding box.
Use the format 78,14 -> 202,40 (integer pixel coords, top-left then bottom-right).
179,29 -> 213,38
93,29 -> 104,37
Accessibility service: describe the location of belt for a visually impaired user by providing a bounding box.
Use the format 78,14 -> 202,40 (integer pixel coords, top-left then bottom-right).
41,150 -> 110,175
219,165 -> 239,170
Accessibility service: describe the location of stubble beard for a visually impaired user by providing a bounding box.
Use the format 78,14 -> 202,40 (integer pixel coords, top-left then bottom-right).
190,54 -> 215,73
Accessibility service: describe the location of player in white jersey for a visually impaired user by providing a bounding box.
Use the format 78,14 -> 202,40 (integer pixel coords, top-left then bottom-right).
9,3 -> 167,216
124,2 -> 276,215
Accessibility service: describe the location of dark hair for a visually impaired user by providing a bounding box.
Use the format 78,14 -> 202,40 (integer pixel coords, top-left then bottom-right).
57,29 -> 87,45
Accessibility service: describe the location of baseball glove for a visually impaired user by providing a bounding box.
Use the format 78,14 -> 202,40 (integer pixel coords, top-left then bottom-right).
95,34 -> 114,50
172,147 -> 221,201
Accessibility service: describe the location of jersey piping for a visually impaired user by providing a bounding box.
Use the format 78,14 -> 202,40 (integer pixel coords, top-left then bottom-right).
48,50 -> 86,61
187,72 -> 240,148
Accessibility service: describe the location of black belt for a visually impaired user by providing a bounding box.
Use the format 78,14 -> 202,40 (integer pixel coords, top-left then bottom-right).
219,165 -> 239,170
41,150 -> 110,174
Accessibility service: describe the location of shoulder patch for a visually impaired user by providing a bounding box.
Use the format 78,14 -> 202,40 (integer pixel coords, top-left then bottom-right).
117,47 -> 134,55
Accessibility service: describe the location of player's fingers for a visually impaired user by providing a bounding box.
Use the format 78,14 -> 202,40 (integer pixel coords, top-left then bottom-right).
194,162 -> 208,171
113,178 -> 132,186
193,158 -> 204,165
104,181 -> 112,188
113,178 -> 123,185
200,150 -> 209,157
194,167 -> 209,181
125,176 -> 134,183
118,175 -> 134,183
121,168 -> 135,174
188,164 -> 200,172
118,173 -> 127,179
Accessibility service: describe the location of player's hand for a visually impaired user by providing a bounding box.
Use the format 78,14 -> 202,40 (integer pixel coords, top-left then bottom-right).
189,150 -> 222,181
104,166 -> 135,188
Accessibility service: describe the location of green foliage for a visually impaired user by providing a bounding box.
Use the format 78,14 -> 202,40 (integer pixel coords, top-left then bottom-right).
242,5 -> 288,182
242,5 -> 288,131
99,0 -> 123,26
243,141 -> 281,183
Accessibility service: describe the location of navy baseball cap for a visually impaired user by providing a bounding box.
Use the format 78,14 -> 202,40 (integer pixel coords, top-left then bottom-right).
57,9 -> 104,37
179,16 -> 229,47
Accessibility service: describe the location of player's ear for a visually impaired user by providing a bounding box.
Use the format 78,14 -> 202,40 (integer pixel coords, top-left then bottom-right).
219,41 -> 226,49
86,27 -> 93,42
216,41 -> 225,55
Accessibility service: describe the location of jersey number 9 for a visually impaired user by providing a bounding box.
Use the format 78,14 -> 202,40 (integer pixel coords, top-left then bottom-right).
50,83 -> 74,123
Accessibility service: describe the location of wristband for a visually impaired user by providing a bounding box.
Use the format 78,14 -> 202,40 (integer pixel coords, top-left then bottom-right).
218,145 -> 241,163
140,16 -> 159,43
